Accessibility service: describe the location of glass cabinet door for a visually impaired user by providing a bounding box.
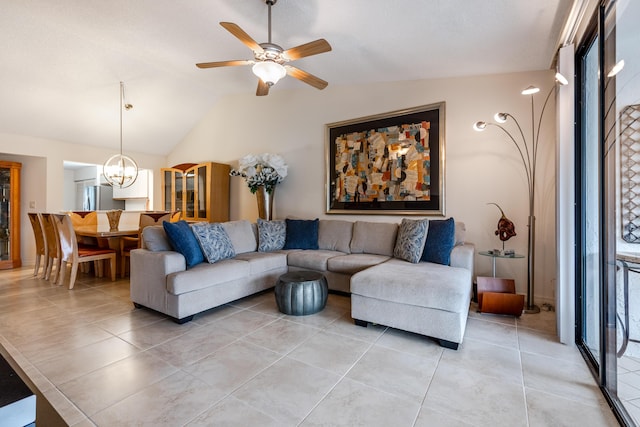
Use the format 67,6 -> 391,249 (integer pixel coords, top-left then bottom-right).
163,170 -> 173,211
175,172 -> 184,214
185,169 -> 195,218
0,161 -> 21,269
0,167 -> 11,261
197,165 -> 207,219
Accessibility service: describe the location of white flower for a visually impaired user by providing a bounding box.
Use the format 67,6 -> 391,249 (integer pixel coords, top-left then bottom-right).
230,153 -> 288,193
262,153 -> 288,179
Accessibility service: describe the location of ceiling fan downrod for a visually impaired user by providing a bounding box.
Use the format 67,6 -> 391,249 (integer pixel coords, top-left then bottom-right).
266,0 -> 276,44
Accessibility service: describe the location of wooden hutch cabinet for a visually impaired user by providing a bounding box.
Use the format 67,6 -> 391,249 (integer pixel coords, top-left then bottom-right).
161,162 -> 230,223
0,161 -> 21,269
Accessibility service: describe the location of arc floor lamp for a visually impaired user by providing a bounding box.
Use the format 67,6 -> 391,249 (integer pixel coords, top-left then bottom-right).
474,72 -> 568,313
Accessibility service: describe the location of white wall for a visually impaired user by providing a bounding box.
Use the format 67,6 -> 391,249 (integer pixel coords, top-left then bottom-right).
0,133 -> 166,265
169,70 -> 558,303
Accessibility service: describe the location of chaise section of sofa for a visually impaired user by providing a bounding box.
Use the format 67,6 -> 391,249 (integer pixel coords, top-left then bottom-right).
350,251 -> 473,349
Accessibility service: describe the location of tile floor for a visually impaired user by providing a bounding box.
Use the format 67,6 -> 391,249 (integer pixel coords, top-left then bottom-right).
619,354 -> 640,425
0,267 -> 620,426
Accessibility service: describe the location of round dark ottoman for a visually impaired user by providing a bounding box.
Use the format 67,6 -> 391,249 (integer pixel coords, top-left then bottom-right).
275,270 -> 328,316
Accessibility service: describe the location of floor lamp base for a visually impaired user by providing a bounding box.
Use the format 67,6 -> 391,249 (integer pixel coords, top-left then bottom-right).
524,305 -> 540,314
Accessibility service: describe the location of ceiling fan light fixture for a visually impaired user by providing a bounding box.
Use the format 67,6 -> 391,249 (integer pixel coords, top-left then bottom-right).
252,61 -> 286,86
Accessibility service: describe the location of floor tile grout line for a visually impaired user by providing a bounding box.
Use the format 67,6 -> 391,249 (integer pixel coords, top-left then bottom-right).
411,348 -> 445,427
296,325 -> 386,426
516,319 -> 532,427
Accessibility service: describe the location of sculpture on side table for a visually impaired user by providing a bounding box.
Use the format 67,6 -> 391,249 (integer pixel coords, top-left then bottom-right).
488,202 -> 516,252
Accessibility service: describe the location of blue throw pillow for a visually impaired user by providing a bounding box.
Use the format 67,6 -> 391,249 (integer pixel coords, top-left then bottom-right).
257,219 -> 286,252
421,217 -> 456,265
283,218 -> 319,250
163,220 -> 204,268
191,222 -> 236,263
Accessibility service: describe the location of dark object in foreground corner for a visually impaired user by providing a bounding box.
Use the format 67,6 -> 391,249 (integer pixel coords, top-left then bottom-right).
0,352 -> 36,426
353,318 -> 459,350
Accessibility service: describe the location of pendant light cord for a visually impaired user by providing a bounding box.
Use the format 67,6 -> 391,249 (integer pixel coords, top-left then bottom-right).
120,81 -> 124,156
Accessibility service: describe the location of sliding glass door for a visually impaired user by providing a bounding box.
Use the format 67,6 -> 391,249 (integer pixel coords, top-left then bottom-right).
577,1 -> 640,425
578,28 -> 601,365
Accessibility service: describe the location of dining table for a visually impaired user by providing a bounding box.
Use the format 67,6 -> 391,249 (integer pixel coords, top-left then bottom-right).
73,225 -> 140,278
73,225 -> 140,239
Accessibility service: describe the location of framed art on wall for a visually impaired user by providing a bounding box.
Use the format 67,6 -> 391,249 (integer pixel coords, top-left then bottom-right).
325,102 -> 445,215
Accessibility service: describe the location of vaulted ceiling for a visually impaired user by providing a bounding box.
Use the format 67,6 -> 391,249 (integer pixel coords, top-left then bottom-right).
0,0 -> 573,156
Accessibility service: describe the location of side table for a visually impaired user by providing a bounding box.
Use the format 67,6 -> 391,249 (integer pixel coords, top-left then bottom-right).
478,251 -> 525,277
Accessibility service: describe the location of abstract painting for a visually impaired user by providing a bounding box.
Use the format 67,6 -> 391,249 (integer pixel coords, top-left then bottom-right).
325,103 -> 445,215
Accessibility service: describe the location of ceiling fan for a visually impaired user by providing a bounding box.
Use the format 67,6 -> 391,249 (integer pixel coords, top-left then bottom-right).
196,0 -> 332,96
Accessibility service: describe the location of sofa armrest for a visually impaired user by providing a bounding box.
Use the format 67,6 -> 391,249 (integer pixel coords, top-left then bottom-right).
130,249 -> 186,307
450,243 -> 475,284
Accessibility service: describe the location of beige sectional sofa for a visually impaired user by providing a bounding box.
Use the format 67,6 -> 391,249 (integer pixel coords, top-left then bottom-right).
130,218 -> 475,349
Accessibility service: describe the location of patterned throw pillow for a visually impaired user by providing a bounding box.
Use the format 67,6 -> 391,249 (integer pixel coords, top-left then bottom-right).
162,220 -> 204,268
191,222 -> 236,263
257,219 -> 286,252
393,218 -> 429,263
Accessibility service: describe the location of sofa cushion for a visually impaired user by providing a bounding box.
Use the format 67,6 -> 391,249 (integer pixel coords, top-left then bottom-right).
393,218 -> 429,263
142,225 -> 172,251
350,221 -> 398,256
350,258 -> 471,313
233,251 -> 288,274
421,217 -> 456,265
257,219 -> 286,252
167,258 -> 249,295
318,220 -> 353,253
284,218 -> 319,250
222,220 -> 257,254
287,249 -> 344,271
163,220 -> 204,268
326,253 -> 390,275
191,222 -> 236,264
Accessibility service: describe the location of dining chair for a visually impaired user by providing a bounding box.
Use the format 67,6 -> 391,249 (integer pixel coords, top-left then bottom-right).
68,211 -> 99,247
120,211 -> 179,278
40,213 -> 61,283
27,212 -> 48,277
52,213 -> 116,289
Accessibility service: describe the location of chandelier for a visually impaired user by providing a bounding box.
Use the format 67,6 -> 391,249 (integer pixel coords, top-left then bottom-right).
103,81 -> 138,188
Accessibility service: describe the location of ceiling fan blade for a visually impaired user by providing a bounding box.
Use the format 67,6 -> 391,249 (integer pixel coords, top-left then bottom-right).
196,60 -> 252,69
220,22 -> 264,53
283,39 -> 332,61
285,66 -> 328,90
256,79 -> 270,96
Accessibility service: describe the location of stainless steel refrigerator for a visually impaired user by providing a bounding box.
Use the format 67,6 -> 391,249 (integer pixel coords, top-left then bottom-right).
82,185 -> 125,211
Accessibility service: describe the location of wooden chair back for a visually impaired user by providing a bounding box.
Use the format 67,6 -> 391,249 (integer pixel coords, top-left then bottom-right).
27,212 -> 48,277
40,213 -> 61,282
120,211 -> 174,278
67,211 -> 97,227
52,214 -> 116,289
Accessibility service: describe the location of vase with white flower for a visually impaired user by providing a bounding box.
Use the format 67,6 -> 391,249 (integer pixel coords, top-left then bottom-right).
230,153 -> 288,220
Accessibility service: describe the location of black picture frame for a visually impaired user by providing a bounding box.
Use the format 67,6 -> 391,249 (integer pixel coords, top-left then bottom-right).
325,102 -> 445,215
